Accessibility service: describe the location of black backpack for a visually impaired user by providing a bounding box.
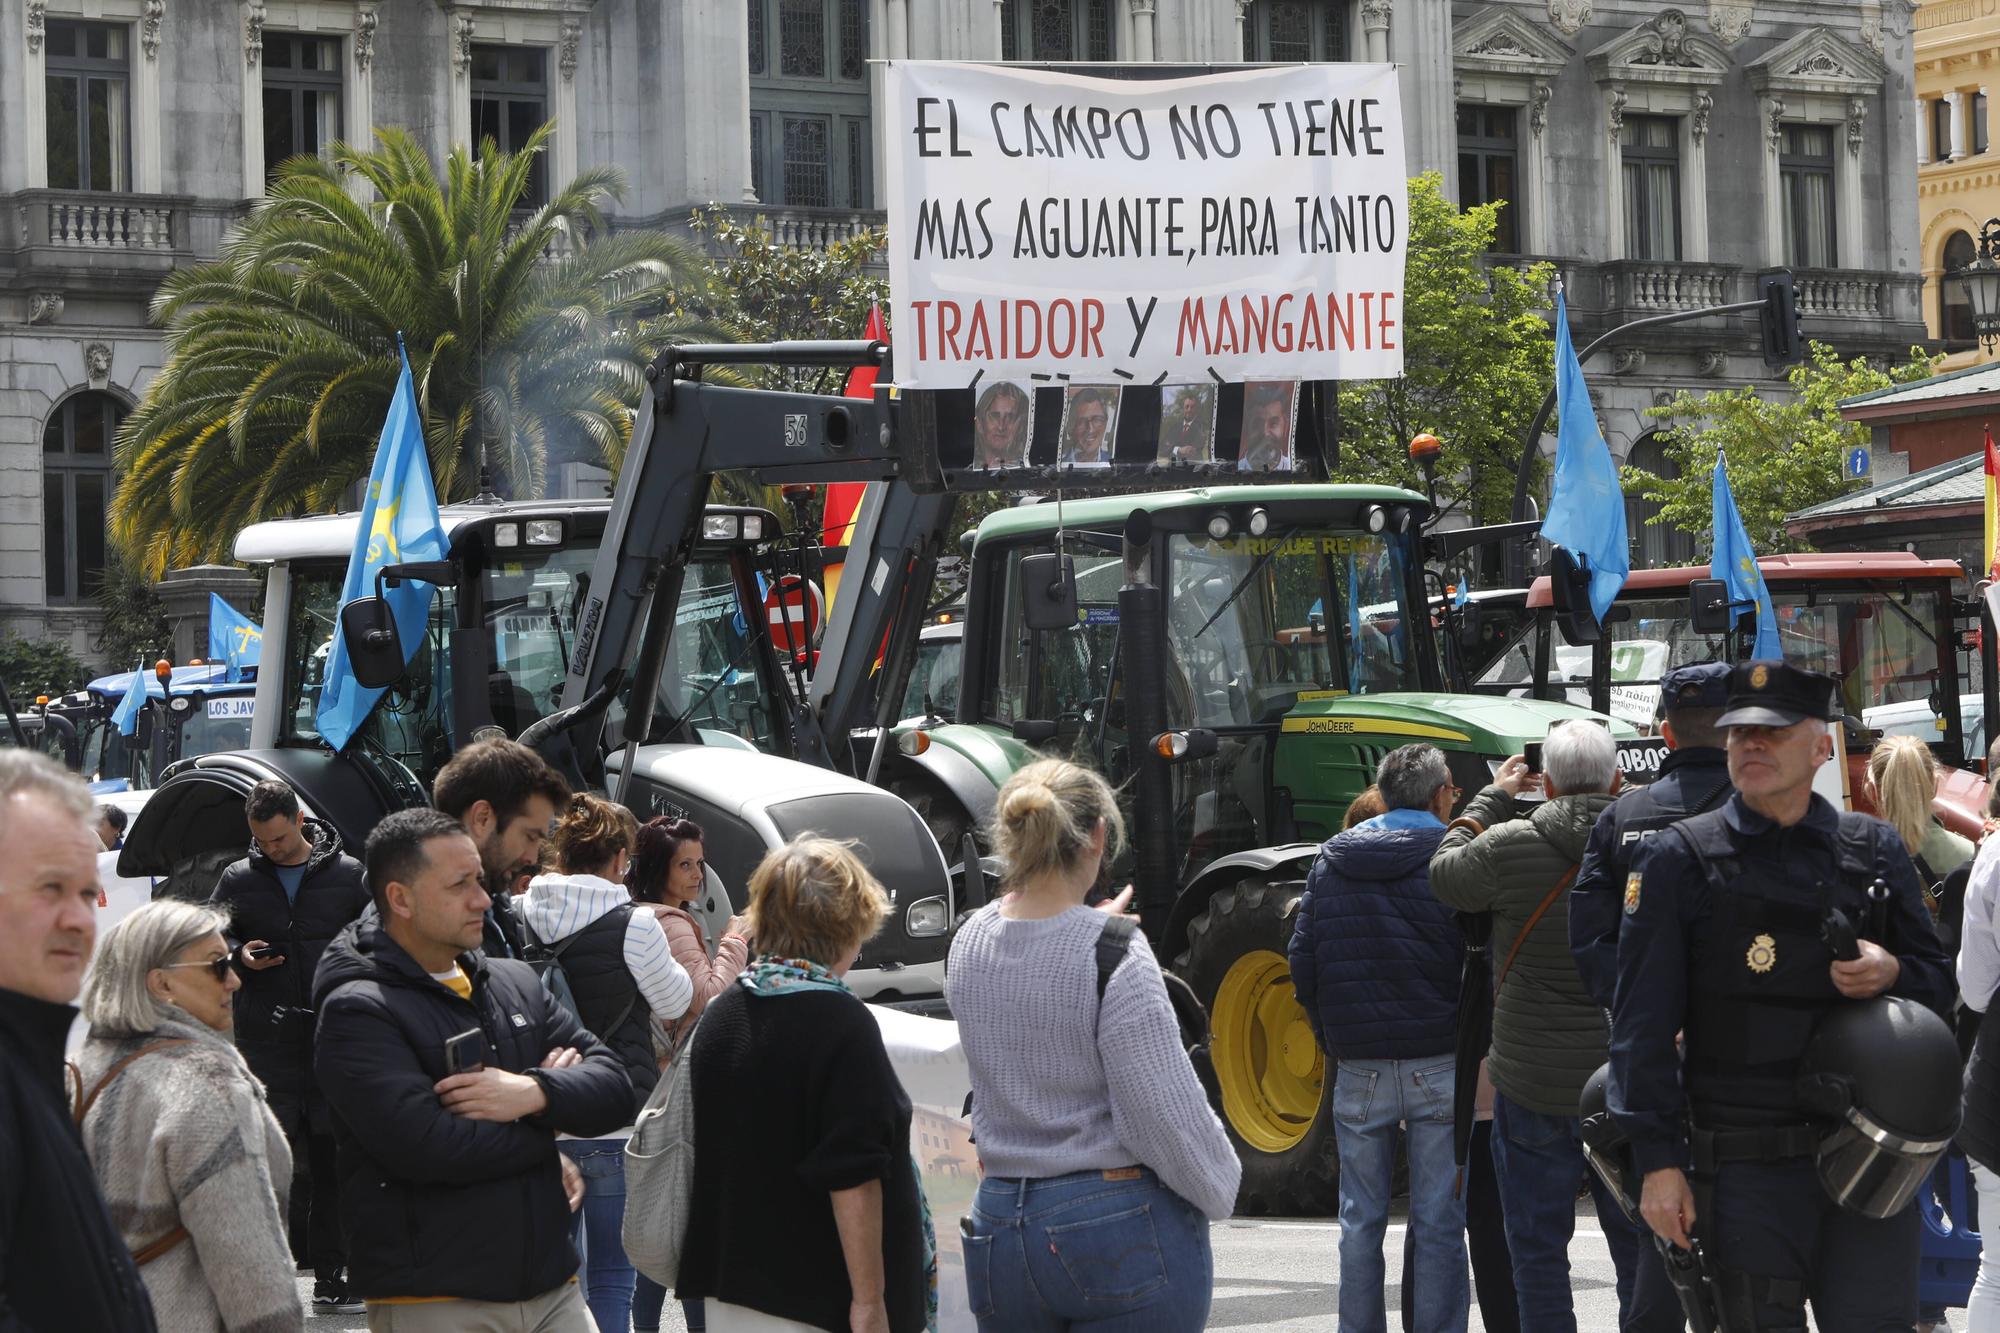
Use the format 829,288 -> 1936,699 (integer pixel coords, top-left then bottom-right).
522,906 -> 638,1040
1093,914 -> 1212,1067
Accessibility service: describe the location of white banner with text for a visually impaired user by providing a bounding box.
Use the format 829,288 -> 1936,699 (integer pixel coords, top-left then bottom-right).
883,60 -> 1407,389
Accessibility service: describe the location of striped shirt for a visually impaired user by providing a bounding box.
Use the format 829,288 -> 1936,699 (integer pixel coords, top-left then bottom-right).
517,872 -> 694,1028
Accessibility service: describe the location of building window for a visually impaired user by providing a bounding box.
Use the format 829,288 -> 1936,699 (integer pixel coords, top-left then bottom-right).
998,0 -> 1115,61
1977,92 -> 1991,156
749,0 -> 871,208
43,392 -> 125,605
45,21 -> 130,193
263,34 -> 343,180
471,45 -> 549,208
1942,229 -> 1978,347
1626,433 -> 1694,569
1779,125 -> 1835,269
1456,105 -> 1520,254
1241,1 -> 1347,62
1620,115 -> 1682,262
1934,98 -> 1955,160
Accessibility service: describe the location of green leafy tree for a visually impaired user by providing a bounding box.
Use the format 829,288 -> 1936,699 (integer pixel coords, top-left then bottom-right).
1333,172 -> 1555,523
112,124 -> 711,580
89,551 -> 174,671
0,634 -> 86,704
1624,342 -> 1942,554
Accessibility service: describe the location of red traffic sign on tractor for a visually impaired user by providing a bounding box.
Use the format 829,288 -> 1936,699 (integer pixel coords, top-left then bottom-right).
765,574 -> 825,653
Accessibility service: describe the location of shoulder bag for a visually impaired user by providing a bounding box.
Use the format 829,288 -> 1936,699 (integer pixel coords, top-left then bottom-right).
68,1039 -> 195,1266
623,1013 -> 703,1288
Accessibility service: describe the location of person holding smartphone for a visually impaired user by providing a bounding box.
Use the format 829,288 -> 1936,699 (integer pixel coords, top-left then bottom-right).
206,779 -> 369,1314
313,809 -> 630,1331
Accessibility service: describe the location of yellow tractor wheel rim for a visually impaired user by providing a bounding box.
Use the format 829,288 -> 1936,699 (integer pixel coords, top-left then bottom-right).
1210,948 -> 1323,1154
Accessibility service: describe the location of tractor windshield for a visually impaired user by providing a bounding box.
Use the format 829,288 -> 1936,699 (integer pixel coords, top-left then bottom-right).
1167,530 -> 1423,725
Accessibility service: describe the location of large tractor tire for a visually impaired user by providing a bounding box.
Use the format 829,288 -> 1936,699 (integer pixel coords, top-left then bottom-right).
1174,876 -> 1338,1216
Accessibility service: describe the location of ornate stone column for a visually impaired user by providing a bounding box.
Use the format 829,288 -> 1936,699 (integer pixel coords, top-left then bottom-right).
1361,0 -> 1391,63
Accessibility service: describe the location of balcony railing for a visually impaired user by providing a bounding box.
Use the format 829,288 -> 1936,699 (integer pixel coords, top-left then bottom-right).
1917,0 -> 1975,29
1599,260 -> 1739,315
706,203 -> 885,253
8,190 -> 193,275
1794,269 -> 1890,320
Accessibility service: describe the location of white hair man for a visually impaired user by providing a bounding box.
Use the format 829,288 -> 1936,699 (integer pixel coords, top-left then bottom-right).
0,749 -> 158,1329
1430,720 -> 1659,1330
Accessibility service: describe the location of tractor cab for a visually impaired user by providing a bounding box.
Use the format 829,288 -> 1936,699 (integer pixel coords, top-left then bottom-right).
1476,552 -> 1985,834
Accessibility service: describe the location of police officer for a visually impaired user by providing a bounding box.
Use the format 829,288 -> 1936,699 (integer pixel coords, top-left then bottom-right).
1573,662 -> 1735,1012
1609,661 -> 1952,1331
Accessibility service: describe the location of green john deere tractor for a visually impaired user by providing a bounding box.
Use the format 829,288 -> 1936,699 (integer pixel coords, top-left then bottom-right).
886,482 -> 1632,1213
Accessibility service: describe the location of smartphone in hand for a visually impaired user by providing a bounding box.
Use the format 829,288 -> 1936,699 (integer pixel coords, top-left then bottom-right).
444,1028 -> 485,1076
1524,741 -> 1544,774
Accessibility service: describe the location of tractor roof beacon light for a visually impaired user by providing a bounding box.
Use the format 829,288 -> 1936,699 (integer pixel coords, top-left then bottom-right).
1949,219 -> 2000,353
153,660 -> 173,682
1206,511 -> 1233,541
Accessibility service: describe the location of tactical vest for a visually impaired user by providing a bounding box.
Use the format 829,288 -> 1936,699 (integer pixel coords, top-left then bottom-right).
1611,760 -> 1733,855
545,904 -> 659,1117
1668,810 -> 1884,1127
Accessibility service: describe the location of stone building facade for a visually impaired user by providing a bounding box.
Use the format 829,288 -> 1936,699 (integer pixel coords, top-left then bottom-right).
0,0 -> 1927,666
1915,0 -> 2000,372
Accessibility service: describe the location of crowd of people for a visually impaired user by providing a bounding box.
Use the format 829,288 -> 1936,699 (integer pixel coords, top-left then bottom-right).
13,653 -> 2000,1331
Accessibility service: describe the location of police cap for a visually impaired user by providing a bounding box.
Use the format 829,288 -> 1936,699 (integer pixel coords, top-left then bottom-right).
1715,660 -> 1837,729
1658,662 -> 1731,715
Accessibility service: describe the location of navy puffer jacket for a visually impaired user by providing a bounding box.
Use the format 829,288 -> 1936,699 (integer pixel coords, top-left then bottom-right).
1287,817 -> 1461,1061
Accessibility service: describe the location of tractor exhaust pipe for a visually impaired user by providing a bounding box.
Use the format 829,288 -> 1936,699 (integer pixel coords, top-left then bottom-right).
1119,509 -> 1176,939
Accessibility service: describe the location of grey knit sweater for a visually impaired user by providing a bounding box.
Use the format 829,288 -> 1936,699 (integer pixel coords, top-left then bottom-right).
74,1017 -> 302,1333
945,904 -> 1241,1220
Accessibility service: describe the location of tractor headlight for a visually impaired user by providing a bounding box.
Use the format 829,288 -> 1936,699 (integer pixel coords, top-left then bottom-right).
906,897 -> 949,938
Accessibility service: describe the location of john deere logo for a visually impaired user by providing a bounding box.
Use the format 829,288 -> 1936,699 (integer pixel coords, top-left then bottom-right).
1749,665 -> 1770,690
1746,933 -> 1777,974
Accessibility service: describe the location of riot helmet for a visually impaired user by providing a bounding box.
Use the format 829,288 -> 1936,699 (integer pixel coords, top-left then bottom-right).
1578,1062 -> 1642,1224
1796,996 -> 1962,1218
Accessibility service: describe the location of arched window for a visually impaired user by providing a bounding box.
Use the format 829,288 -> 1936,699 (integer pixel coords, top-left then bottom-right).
43,391 -> 125,605
748,0 -> 872,208
1241,1 -> 1348,62
1625,432 -> 1695,570
1942,229 -> 1977,346
998,0 -> 1114,62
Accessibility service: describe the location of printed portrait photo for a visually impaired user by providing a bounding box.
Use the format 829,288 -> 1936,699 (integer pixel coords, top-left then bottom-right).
1237,381 -> 1298,473
970,380 -> 1033,469
1157,385 -> 1217,465
1059,385 -> 1118,468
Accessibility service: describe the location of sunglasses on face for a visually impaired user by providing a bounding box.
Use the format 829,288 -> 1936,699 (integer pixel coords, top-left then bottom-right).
159,957 -> 233,983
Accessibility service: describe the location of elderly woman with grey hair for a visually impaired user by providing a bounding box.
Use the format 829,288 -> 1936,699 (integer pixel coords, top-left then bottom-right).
72,899 -> 303,1332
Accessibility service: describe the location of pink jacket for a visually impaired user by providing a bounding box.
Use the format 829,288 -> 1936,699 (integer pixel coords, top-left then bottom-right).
647,902 -> 749,1049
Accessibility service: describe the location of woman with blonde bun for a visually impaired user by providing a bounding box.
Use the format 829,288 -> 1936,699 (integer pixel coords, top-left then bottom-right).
946,759 -> 1239,1332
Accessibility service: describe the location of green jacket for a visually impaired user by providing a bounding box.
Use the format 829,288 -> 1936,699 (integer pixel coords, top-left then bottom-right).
1429,785 -> 1619,1118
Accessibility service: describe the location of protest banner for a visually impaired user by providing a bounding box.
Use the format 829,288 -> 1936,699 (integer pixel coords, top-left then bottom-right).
884,61 -> 1407,390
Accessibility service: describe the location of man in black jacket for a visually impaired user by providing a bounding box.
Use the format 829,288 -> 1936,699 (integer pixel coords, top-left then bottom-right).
0,750 -> 156,1331
210,778 -> 369,1312
314,808 -> 628,1328
432,739 -> 569,960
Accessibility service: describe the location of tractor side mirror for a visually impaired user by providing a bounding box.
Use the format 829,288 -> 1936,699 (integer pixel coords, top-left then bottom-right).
339,597 -> 408,690
1549,547 -> 1601,646
1688,579 -> 1732,635
1011,719 -> 1060,745
1020,553 -> 1079,631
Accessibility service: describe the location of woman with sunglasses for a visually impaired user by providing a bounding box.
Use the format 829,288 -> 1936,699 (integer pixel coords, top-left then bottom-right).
72,900 -> 302,1331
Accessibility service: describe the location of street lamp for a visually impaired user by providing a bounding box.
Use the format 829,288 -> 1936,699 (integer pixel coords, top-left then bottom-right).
1947,218 -> 2000,352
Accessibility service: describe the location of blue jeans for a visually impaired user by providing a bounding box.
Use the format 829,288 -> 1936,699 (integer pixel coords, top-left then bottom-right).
1489,1093 -> 1661,1333
560,1138 -> 637,1333
1333,1056 -> 1468,1333
963,1167 -> 1213,1332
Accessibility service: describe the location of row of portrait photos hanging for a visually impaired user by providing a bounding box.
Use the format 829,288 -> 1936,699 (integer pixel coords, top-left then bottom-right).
943,379 -> 1304,475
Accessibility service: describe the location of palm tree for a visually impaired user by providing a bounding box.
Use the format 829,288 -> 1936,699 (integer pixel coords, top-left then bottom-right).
112,124 -> 710,579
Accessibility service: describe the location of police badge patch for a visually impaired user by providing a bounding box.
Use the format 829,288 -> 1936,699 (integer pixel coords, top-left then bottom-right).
1624,872 -> 1642,915
1747,933 -> 1777,974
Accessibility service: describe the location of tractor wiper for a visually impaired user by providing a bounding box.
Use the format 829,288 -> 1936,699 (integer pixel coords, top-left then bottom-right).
1195,527 -> 1300,640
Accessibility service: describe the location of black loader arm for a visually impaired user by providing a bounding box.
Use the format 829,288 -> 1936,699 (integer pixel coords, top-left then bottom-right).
556,342 -> 898,764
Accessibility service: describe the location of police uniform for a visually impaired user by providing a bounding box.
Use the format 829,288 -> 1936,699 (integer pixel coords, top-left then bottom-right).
1573,663 -> 1736,1012
1607,662 -> 1952,1332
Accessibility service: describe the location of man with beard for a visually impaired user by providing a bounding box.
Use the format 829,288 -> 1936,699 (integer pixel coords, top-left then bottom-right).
430,739 -> 570,960
1238,383 -> 1295,472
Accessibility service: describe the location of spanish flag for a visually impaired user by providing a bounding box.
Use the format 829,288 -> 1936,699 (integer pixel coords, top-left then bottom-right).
821,304 -> 886,609
1987,424 -> 2000,580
